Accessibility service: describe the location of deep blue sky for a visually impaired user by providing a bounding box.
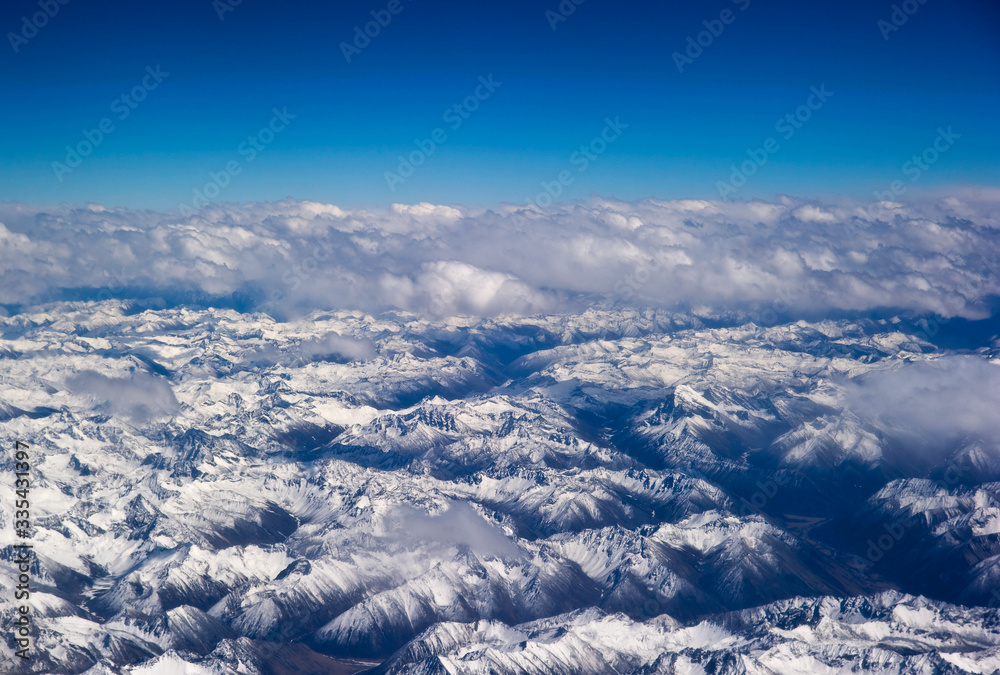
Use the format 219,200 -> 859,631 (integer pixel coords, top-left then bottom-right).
1,0 -> 997,210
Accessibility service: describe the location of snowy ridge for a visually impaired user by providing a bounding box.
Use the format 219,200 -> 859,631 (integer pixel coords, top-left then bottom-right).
0,302 -> 998,673
374,594 -> 1000,674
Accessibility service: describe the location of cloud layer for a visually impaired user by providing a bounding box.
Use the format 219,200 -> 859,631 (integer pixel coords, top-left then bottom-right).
2,193 -> 999,320
845,356 -> 1000,447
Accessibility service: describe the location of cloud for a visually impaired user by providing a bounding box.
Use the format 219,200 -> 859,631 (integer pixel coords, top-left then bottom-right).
247,331 -> 377,365
299,332 -> 377,361
380,261 -> 556,317
845,356 -> 1000,446
388,501 -> 522,559
1,194 -> 998,321
66,371 -> 179,423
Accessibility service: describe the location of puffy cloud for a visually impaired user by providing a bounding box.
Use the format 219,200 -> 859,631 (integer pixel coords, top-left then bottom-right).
792,204 -> 837,224
388,501 -> 522,559
249,331 -> 377,365
380,261 -> 556,317
844,356 -> 1000,454
0,195 -> 998,320
66,371 -> 179,423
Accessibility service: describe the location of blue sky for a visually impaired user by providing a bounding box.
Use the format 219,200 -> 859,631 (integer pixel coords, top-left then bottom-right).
1,0 -> 997,210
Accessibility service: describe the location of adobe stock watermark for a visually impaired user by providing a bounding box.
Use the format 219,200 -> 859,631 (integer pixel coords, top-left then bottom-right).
51,65 -> 170,182
632,468 -> 815,622
384,75 -> 501,192
256,229 -> 350,316
716,84 -> 833,198
871,127 -> 960,204
756,127 -> 962,330
673,0 -> 751,73
341,0 -> 407,63
877,0 -> 929,40
91,265 -> 161,310
861,454 -> 1000,609
527,117 -> 628,207
882,257 -> 994,350
545,0 -> 586,31
761,128 -> 958,328
177,107 -> 295,216
614,246 -> 681,302
7,0 -> 70,53
214,0 -> 244,21
841,126 -> 961,248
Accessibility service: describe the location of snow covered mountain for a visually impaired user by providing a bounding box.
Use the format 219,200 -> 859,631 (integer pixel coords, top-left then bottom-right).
1,301 -> 999,674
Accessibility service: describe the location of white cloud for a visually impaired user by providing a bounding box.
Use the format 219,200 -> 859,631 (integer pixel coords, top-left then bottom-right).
792,204 -> 837,224
248,331 -> 377,365
0,195 -> 997,320
66,371 -> 179,423
389,501 -> 522,559
845,356 -> 1000,449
